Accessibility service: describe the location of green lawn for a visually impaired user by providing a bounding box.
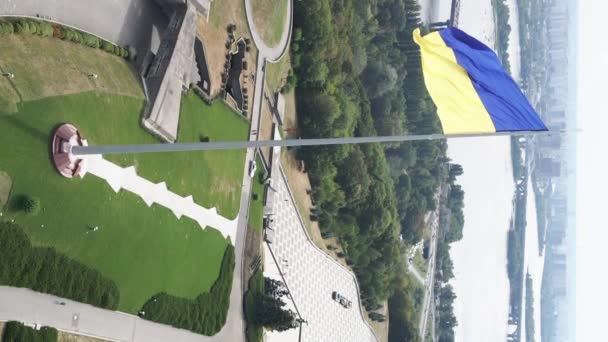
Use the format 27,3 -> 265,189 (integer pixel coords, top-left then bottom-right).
0,31 -> 249,315
248,155 -> 266,232
251,0 -> 289,47
0,92 -> 240,312
0,34 -> 143,114
108,95 -> 249,219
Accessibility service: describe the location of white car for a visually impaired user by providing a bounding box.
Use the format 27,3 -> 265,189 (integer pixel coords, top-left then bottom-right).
332,291 -> 352,309
248,160 -> 257,178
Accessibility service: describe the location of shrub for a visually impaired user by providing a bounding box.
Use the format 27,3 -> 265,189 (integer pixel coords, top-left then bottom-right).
140,245 -> 235,335
83,33 -> 100,48
0,222 -> 120,309
102,40 -> 114,53
0,22 -> 14,34
15,21 -> 30,34
12,194 -> 40,215
31,21 -> 41,35
60,27 -> 75,41
2,321 -> 58,342
71,30 -> 82,43
40,22 -> 54,37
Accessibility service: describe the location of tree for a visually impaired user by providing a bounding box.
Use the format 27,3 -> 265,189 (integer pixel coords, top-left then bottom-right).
448,163 -> 464,183
13,194 -> 40,215
361,60 -> 398,99
264,278 -> 289,298
252,294 -> 298,331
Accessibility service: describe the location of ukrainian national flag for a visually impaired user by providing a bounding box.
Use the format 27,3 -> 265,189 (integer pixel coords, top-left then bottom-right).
413,27 -> 547,134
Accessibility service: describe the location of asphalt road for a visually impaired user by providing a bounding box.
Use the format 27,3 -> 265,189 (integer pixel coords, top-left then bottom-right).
418,194 -> 441,341
212,54 -> 267,342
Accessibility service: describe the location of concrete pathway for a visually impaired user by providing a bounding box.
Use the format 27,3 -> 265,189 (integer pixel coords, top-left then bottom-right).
84,155 -> 237,240
244,0 -> 292,62
0,286 -> 219,342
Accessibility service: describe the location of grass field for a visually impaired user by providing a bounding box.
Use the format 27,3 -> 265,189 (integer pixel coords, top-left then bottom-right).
0,92 -> 236,312
251,0 -> 289,47
248,155 -> 266,232
108,95 -> 249,219
0,32 -> 250,313
0,34 -> 142,113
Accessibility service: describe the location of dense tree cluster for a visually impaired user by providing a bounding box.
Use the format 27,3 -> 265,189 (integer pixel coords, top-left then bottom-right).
0,222 -> 120,309
292,0 -> 447,314
246,274 -> 299,333
388,279 -> 419,342
436,285 -> 458,342
1,321 -> 57,342
140,245 -> 235,336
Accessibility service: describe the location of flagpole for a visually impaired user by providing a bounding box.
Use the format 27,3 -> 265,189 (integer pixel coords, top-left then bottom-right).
70,130 -> 571,156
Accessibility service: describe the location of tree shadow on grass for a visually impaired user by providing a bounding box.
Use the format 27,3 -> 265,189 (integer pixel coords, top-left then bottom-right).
2,114 -> 47,144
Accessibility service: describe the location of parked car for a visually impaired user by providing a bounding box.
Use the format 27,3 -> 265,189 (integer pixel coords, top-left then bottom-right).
332,291 -> 351,309
248,160 -> 257,178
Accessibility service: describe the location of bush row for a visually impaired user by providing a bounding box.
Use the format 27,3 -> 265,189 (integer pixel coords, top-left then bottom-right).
1,321 -> 57,342
0,222 -> 120,309
0,19 -> 130,59
140,245 -> 235,336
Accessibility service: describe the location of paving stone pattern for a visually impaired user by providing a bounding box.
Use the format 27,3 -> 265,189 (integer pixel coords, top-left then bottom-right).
267,169 -> 376,342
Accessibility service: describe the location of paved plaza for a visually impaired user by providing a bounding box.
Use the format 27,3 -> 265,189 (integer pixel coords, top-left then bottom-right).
265,168 -> 377,342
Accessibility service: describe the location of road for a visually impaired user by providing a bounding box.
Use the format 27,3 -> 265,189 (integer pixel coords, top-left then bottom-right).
418,193 -> 442,341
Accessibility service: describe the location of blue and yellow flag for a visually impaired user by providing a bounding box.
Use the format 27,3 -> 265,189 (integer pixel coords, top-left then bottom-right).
413,27 -> 547,134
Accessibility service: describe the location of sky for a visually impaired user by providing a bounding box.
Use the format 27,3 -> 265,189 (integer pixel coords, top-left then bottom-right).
575,1 -> 607,341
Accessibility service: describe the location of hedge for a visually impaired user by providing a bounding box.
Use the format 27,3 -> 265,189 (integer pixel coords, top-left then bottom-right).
0,222 -> 120,309
0,19 -> 129,59
1,321 -> 57,342
140,245 -> 235,336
